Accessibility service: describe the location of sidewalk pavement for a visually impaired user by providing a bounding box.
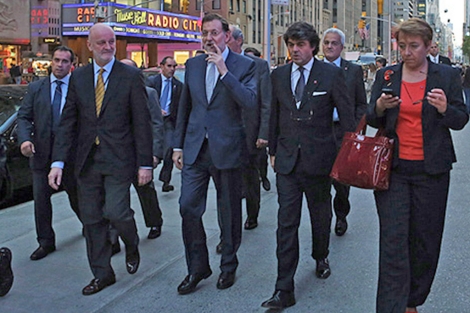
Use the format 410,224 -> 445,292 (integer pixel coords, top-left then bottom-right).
1,129 -> 470,312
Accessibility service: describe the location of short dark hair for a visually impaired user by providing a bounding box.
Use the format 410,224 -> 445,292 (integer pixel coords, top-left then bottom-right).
244,47 -> 261,57
202,13 -> 229,33
52,46 -> 75,63
283,22 -> 320,56
375,57 -> 387,67
160,56 -> 174,65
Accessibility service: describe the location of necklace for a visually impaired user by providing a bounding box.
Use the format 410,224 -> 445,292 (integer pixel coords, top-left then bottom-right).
402,82 -> 425,105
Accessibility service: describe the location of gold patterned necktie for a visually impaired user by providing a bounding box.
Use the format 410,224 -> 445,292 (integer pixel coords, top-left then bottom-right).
95,68 -> 105,117
95,68 -> 105,145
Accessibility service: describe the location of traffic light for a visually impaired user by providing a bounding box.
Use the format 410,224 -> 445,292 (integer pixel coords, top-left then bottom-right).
182,0 -> 190,14
358,19 -> 366,29
378,0 -> 383,15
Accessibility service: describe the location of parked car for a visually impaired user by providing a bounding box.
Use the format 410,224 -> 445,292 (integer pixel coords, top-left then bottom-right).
0,85 -> 32,206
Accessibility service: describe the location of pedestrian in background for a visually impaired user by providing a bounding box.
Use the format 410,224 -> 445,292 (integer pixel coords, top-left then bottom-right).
367,18 -> 468,313
322,27 -> 367,236
146,56 -> 183,193
17,46 -> 82,261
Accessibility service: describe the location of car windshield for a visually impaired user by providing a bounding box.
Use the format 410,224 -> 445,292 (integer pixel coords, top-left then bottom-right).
0,86 -> 27,128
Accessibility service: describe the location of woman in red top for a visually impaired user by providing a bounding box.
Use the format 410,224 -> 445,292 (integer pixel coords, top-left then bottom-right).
367,19 -> 468,313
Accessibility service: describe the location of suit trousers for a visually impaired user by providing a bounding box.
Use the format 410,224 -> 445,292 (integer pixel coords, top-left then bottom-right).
275,154 -> 332,292
133,180 -> 163,227
332,121 -> 351,220
257,148 -> 269,180
32,166 -> 80,248
374,160 -> 449,313
78,146 -> 139,280
243,154 -> 261,220
159,117 -> 174,185
180,139 -> 242,274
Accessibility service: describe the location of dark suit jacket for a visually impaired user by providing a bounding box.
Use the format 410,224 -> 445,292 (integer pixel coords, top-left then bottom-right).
146,74 -> 183,129
242,54 -> 271,154
340,58 -> 367,123
52,61 -> 153,179
268,60 -> 356,176
367,61 -> 468,175
146,86 -> 164,159
18,78 -> 62,170
174,50 -> 257,169
427,55 -> 452,66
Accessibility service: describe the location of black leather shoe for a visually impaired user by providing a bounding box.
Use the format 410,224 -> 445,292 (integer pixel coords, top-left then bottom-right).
335,218 -> 348,236
216,271 -> 235,289
177,270 -> 212,295
125,248 -> 140,274
82,277 -> 116,296
30,245 -> 56,261
315,258 -> 331,279
162,183 -> 174,192
147,226 -> 161,239
216,241 -> 223,254
244,218 -> 258,230
261,177 -> 271,191
261,290 -> 296,309
0,247 -> 13,297
111,242 -> 121,256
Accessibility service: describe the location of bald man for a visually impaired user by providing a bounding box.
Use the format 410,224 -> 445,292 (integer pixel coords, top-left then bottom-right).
49,24 -> 153,295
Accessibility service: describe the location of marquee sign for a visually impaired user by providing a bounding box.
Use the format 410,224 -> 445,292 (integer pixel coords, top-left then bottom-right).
62,3 -> 201,43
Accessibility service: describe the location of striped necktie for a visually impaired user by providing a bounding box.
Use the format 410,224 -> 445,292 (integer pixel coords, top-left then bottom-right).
95,68 -> 105,117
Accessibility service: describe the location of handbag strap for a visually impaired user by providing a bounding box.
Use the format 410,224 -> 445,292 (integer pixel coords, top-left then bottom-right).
355,114 -> 387,138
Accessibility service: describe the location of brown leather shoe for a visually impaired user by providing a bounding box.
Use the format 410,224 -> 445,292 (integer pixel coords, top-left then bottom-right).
30,246 -> 56,261
82,277 -> 116,296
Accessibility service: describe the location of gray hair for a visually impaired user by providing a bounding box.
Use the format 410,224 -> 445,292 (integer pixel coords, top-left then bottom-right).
230,25 -> 244,42
323,28 -> 345,46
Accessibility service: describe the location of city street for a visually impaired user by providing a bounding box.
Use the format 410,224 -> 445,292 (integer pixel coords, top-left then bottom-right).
1,127 -> 470,312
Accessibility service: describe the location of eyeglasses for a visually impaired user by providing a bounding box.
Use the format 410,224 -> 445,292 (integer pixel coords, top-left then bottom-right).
202,30 -> 222,37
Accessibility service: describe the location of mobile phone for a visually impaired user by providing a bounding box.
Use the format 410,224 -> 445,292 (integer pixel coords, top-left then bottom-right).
381,88 -> 396,97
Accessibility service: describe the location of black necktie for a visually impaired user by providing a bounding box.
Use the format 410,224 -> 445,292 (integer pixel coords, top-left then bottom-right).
295,67 -> 305,102
52,80 -> 63,133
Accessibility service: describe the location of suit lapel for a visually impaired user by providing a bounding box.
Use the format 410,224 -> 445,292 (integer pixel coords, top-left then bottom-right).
100,61 -> 121,116
209,50 -> 233,105
83,65 -> 96,117
300,60 -> 321,109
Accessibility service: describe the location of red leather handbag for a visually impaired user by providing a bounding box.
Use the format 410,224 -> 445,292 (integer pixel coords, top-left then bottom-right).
330,116 -> 394,191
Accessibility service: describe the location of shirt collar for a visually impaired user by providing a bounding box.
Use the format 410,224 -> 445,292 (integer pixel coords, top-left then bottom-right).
50,73 -> 71,85
292,57 -> 314,73
221,46 -> 230,61
324,57 -> 341,67
161,73 -> 171,82
93,57 -> 115,74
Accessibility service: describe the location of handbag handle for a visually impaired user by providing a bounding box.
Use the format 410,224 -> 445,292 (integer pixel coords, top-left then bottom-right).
355,114 -> 387,137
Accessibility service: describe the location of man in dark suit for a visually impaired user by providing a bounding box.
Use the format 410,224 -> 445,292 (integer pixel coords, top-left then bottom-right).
17,45 -> 82,261
172,13 -> 257,295
120,58 -> 165,240
322,28 -> 367,236
428,42 -> 452,65
48,24 -> 153,296
226,24 -> 271,231
146,56 -> 183,193
261,22 -> 356,309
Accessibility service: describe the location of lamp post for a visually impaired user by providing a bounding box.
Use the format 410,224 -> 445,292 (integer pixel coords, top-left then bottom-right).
263,0 -> 271,63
